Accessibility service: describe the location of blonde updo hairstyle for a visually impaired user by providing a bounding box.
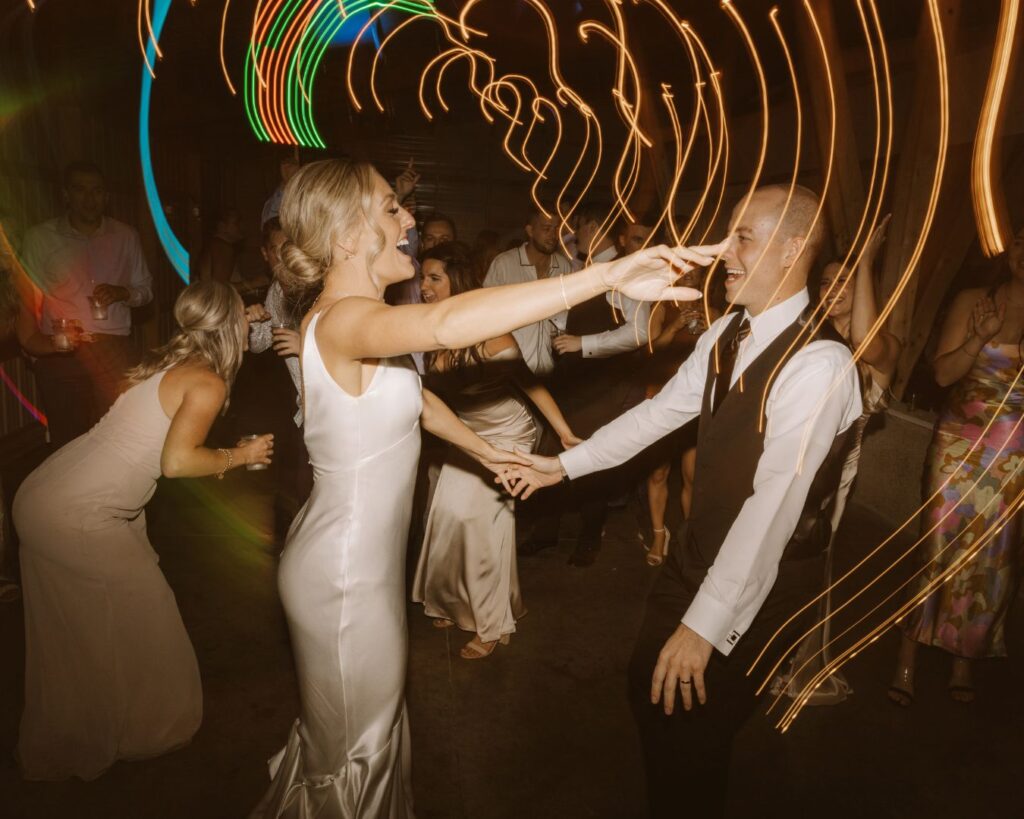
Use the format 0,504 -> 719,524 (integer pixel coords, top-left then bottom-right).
276,159 -> 388,294
125,279 -> 246,404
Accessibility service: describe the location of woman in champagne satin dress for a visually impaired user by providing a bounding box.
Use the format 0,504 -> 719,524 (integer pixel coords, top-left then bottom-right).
249,160 -> 712,817
412,244 -> 580,660
14,281 -> 273,781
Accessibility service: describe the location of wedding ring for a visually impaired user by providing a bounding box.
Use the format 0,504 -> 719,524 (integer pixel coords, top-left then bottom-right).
680,679 -> 692,686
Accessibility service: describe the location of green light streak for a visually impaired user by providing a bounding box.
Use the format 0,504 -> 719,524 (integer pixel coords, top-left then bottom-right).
243,0 -> 437,148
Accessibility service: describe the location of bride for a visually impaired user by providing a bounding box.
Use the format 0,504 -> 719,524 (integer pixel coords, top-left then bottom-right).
251,159 -> 718,818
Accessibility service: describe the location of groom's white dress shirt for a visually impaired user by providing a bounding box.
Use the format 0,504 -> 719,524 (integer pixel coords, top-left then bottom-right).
559,290 -> 862,655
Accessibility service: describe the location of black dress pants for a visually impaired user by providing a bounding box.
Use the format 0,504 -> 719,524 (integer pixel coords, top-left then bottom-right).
628,545 -> 825,818
33,335 -> 139,449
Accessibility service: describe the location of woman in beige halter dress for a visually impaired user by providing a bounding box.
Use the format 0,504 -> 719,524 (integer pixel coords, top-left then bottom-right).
772,217 -> 900,704
249,159 -> 720,818
14,281 -> 274,780
412,243 -> 581,660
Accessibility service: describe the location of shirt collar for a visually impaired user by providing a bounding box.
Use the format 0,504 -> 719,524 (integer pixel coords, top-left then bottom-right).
518,242 -> 570,273
743,289 -> 809,345
58,215 -> 109,239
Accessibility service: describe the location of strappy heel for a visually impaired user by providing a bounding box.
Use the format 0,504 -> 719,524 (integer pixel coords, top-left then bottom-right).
460,633 -> 510,660
646,528 -> 670,567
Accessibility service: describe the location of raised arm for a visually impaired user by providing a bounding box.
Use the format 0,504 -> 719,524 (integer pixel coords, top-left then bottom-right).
160,370 -> 273,478
324,244 -> 721,362
932,288 -> 995,388
849,217 -> 900,377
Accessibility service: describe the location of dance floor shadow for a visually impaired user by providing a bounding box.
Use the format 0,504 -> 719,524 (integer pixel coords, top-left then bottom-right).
1,455 -> 1021,818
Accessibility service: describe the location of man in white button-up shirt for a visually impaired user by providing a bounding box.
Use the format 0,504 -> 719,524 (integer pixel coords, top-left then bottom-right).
554,206 -> 652,359
508,186 -> 861,817
22,162 -> 153,447
482,204 -> 573,375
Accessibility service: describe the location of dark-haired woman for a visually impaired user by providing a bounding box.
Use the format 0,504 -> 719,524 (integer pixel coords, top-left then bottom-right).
775,218 -> 901,703
250,158 -> 715,817
412,243 -> 580,659
891,224 -> 1024,706
14,281 -> 273,780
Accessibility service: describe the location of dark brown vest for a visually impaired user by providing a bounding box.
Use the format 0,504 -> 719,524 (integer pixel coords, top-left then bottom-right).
681,311 -> 854,588
554,292 -> 638,435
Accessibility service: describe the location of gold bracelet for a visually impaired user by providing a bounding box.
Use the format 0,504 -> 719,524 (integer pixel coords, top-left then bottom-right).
559,274 -> 571,312
216,448 -> 232,480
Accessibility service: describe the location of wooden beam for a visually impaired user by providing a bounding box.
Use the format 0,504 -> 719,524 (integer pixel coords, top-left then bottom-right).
879,0 -> 962,348
797,0 -> 866,254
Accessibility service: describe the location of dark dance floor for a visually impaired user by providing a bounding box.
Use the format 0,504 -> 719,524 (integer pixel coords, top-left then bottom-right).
1,355 -> 1021,817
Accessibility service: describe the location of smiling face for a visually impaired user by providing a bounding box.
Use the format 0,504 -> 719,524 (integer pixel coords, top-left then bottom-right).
720,188 -> 811,315
353,171 -> 416,286
420,258 -> 451,303
819,261 -> 852,319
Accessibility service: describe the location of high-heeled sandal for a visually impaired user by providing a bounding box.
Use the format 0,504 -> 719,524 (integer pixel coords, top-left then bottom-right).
460,633 -> 510,660
645,528 -> 670,567
887,664 -> 915,707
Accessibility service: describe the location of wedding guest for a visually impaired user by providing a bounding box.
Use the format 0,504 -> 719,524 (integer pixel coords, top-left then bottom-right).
483,202 -> 574,375
421,212 -> 457,251
542,202 -> 655,567
246,218 -> 315,529
20,161 -> 152,447
250,158 -> 709,817
641,265 -> 720,567
776,216 -> 901,703
13,280 -> 273,781
247,218 -> 306,419
890,223 -> 1024,706
412,242 -> 580,658
507,185 -> 861,818
618,212 -> 657,255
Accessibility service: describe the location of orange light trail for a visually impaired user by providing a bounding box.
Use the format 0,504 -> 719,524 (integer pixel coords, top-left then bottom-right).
971,0 -> 1019,257
750,0 -> 954,724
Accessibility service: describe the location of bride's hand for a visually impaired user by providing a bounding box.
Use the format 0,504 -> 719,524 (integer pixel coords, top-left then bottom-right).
479,445 -> 532,493
493,452 -> 565,500
600,242 -> 727,303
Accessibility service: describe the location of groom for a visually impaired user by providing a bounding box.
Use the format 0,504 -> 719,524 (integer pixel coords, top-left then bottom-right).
510,185 -> 862,817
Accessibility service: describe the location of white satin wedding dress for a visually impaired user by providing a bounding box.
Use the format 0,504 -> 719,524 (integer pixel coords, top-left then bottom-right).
252,310 -> 420,818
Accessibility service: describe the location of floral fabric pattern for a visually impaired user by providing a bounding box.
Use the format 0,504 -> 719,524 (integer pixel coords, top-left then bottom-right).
904,343 -> 1024,658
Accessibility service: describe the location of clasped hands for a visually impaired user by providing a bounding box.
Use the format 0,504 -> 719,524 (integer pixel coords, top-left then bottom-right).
494,452 -> 716,712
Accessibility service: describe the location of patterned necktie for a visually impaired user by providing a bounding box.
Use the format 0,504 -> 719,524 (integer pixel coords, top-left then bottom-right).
711,317 -> 751,415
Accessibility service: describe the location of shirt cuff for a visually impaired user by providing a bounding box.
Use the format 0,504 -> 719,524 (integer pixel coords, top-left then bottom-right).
681,590 -> 742,656
581,335 -> 597,358
558,447 -> 592,481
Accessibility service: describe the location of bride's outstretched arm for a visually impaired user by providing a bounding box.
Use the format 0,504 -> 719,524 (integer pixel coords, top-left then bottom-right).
325,244 -> 725,361
420,389 -> 529,493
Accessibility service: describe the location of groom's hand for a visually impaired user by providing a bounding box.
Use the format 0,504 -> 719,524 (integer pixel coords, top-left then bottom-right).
651,624 -> 714,715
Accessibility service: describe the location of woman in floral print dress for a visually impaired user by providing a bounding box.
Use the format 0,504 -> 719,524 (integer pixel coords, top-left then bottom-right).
891,225 -> 1024,705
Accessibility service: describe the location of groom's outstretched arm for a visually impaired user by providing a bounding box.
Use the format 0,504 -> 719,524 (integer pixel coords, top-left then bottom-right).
557,320 -> 716,480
